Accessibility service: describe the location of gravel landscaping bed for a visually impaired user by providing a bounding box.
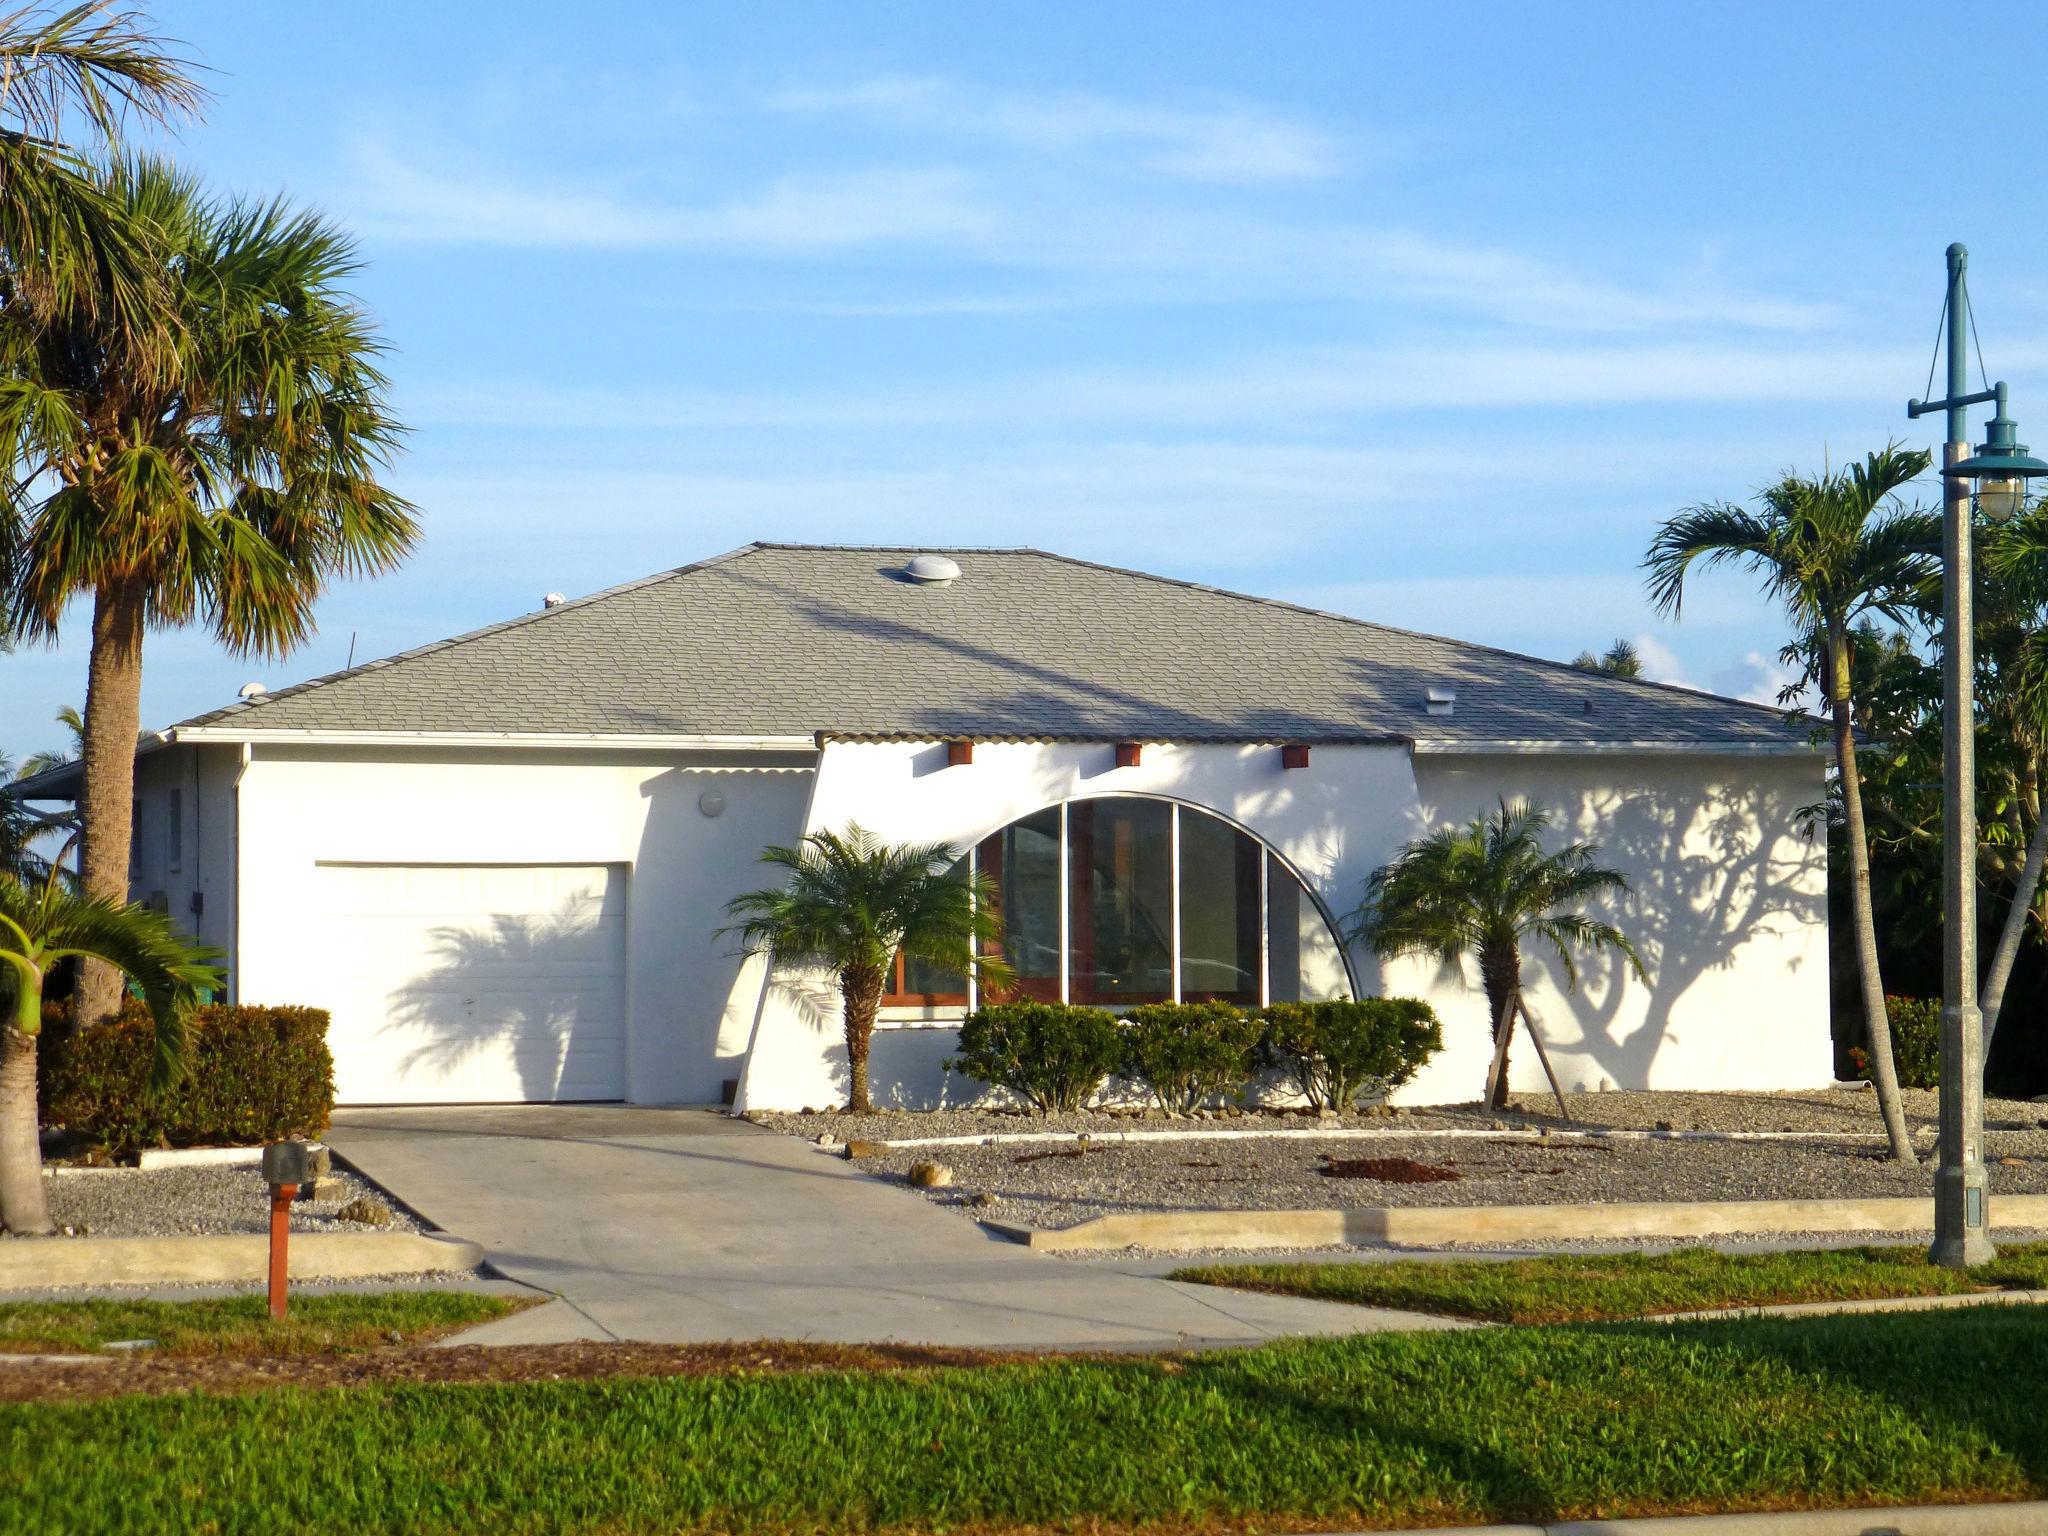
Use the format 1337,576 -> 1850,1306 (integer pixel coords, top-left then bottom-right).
752,1089 -> 2048,1231
11,1165 -> 422,1240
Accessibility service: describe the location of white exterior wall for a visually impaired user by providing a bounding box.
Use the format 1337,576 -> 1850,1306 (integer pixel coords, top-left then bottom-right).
228,746 -> 813,1103
730,739 -> 1833,1110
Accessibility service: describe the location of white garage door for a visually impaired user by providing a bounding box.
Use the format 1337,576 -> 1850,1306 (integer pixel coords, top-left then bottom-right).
312,863 -> 629,1104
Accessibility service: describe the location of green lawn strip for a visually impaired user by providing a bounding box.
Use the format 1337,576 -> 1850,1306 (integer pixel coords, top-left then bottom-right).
1171,1243 -> 2048,1324
4,1307 -> 2046,1534
0,1292 -> 523,1356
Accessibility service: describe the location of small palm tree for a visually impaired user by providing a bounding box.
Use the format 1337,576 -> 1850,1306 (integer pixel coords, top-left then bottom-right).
726,824 -> 1010,1113
0,868 -> 222,1233
1,157 -> 416,1019
1350,799 -> 1643,1107
1645,445 -> 1935,1160
1571,638 -> 1645,678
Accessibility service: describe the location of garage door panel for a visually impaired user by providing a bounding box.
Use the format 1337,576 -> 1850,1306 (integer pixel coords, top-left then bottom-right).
311,863 -> 629,1104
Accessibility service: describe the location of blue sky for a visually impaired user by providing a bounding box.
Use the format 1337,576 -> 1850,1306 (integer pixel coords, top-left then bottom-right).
10,0 -> 2048,758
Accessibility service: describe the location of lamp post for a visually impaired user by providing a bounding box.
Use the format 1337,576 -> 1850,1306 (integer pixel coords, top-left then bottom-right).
1906,242 -> 2048,1267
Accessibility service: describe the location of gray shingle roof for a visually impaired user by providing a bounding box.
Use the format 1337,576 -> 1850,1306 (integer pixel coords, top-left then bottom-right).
168,543 -> 1814,749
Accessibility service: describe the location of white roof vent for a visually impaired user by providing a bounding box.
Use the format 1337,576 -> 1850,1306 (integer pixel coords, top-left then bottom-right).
237,682 -> 267,701
1425,686 -> 1457,717
542,592 -> 568,609
903,554 -> 961,586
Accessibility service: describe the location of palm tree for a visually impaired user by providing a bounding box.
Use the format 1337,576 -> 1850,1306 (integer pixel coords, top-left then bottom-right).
0,3 -> 203,338
0,865 -> 220,1232
0,157 -> 416,1020
1571,638 -> 1645,678
1350,799 -> 1642,1107
1645,446 -> 1936,1161
726,824 -> 1011,1113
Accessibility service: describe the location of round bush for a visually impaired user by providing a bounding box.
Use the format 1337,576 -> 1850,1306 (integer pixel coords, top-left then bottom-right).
1120,1001 -> 1262,1113
1259,998 -> 1442,1111
947,1001 -> 1127,1113
1848,996 -> 1940,1091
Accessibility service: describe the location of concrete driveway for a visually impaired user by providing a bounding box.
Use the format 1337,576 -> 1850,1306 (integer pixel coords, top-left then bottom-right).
327,1106 -> 1459,1350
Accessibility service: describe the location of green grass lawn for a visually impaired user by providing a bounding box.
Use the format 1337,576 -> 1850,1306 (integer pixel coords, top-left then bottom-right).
7,1307 -> 2048,1533
1172,1242 -> 2048,1324
0,1291 -> 522,1356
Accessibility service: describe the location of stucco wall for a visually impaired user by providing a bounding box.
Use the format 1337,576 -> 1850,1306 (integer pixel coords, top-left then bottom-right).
731,739 -> 1833,1110
228,746 -> 813,1104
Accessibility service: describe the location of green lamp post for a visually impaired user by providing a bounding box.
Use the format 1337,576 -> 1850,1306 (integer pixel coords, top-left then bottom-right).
1906,242 -> 2048,1268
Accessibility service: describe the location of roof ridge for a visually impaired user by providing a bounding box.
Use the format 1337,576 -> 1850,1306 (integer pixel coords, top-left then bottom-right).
169,543 -> 771,732
1006,547 -> 1807,724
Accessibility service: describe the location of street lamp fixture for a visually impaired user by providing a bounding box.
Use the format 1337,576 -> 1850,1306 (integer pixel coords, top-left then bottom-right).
1903,243 -> 2048,1268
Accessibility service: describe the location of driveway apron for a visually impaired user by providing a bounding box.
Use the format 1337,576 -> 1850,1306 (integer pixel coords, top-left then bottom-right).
326,1106 -> 1459,1349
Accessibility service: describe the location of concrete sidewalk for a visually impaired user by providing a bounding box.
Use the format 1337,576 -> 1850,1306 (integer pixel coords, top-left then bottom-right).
326,1105 -> 1461,1349
1393,1498 -> 2048,1533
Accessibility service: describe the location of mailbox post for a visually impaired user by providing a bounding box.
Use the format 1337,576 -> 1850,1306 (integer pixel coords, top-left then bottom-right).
260,1141 -> 329,1319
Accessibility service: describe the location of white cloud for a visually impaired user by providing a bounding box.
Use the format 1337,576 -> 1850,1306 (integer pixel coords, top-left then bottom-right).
766,75 -> 1348,184
1711,648 -> 1805,707
1628,634 -> 1694,688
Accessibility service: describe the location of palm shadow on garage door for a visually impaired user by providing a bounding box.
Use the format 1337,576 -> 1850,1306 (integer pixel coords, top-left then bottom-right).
316,862 -> 629,1104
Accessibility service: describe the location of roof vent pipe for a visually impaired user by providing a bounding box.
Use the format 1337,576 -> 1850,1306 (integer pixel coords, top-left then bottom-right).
237,682 -> 267,701
542,592 -> 568,609
903,554 -> 961,586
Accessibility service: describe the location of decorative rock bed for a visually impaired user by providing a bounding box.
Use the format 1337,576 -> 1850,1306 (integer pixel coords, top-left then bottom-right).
753,1088 -> 2048,1231
13,1164 -> 421,1241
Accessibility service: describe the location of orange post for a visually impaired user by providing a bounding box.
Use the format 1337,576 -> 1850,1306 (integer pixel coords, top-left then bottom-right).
267,1183 -> 296,1319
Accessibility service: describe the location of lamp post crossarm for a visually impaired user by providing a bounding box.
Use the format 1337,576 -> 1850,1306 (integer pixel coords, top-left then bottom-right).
1908,383 -> 2003,420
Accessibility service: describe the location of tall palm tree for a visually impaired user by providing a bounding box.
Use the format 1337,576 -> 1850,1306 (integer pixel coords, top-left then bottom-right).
1645,446 -> 1935,1161
726,823 -> 1011,1113
0,157 -> 416,1020
1350,798 -> 1642,1107
0,865 -> 220,1232
0,3 -> 203,337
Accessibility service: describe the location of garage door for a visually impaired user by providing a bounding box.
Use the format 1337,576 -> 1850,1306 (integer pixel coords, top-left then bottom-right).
311,863 -> 629,1104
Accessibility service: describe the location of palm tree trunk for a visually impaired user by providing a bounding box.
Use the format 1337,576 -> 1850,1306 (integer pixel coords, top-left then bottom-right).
1831,627 -> 1915,1162
839,960 -> 885,1113
1982,802 -> 2048,1062
0,1020 -> 51,1235
76,578 -> 146,1026
1478,939 -> 1519,1109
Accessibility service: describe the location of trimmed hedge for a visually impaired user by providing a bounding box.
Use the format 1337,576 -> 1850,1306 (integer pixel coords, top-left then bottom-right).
41,1000 -> 335,1155
1259,998 -> 1442,1110
1121,1001 -> 1264,1113
1849,996 -> 1941,1091
948,1001 -> 1128,1114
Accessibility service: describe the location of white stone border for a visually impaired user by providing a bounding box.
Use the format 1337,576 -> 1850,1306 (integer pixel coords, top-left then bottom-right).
855,1125 -> 1924,1151
134,1145 -> 274,1170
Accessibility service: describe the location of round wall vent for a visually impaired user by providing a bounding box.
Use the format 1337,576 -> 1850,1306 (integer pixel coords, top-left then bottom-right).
903,554 -> 961,586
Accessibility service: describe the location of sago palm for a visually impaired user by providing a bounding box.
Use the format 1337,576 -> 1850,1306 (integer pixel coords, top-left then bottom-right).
1645,445 -> 1935,1160
0,866 -> 221,1232
1350,799 -> 1642,1108
0,157 -> 416,1019
726,823 -> 1011,1113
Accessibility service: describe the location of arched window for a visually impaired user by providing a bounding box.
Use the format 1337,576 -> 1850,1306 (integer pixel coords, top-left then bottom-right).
883,797 -> 1352,1009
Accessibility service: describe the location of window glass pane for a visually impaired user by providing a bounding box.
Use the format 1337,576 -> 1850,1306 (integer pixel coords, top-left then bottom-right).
1180,809 -> 1261,1003
1069,798 -> 1172,1006
901,952 -> 966,1000
978,808 -> 1062,1000
1267,852 -> 1351,1002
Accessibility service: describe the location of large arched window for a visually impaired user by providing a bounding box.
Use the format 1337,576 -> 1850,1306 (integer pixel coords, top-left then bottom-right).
884,797 -> 1352,1009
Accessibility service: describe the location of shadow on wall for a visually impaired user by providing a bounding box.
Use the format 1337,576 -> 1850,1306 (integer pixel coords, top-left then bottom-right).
1410,767 -> 1825,1091
385,883 -> 628,1103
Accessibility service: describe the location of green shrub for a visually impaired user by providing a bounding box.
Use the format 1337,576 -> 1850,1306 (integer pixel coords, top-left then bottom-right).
41,1000 -> 335,1154
1259,998 -> 1443,1110
948,1001 -> 1128,1113
1121,1001 -> 1262,1113
1848,996 -> 1941,1090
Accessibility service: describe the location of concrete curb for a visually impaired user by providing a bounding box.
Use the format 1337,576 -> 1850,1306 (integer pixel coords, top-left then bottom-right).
1360,1498 -> 2048,1532
1641,1288 -> 2048,1324
133,1145 -> 271,1170
987,1194 -> 2048,1251
0,1230 -> 483,1287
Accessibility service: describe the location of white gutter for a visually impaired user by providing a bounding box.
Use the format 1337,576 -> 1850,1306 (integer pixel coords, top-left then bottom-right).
164,728 -> 820,752
1410,739 -> 1821,756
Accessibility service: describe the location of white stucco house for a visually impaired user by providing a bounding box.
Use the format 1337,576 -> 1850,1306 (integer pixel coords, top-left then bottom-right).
15,542 -> 1833,1109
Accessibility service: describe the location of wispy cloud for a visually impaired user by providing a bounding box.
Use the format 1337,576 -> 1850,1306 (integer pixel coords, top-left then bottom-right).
766,75 -> 1349,184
